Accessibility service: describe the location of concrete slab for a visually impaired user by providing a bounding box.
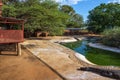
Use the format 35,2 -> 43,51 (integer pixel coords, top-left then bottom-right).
22,39 -> 113,80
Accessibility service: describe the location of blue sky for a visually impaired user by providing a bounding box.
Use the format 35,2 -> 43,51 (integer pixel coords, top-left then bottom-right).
55,0 -> 120,21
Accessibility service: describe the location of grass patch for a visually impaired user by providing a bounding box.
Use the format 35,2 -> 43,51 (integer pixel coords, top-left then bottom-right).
86,47 -> 120,66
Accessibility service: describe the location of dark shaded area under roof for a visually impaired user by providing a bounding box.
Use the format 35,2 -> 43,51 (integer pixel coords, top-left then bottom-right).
0,17 -> 24,24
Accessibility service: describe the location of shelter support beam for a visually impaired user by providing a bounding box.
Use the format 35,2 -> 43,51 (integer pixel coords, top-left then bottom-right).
17,43 -> 21,56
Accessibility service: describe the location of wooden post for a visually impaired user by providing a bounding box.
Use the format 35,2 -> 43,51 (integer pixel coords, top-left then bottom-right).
17,43 -> 21,56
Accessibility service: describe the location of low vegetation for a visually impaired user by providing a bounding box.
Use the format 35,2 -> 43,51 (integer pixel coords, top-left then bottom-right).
102,27 -> 120,48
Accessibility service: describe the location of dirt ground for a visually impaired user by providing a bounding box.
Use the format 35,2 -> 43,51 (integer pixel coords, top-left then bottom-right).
0,36 -> 118,80
0,49 -> 62,80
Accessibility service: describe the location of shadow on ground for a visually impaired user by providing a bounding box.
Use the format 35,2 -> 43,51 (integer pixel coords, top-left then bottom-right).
77,67 -> 120,79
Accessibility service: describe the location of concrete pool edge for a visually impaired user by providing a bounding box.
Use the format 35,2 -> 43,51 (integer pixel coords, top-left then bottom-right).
54,37 -> 96,66
88,43 -> 120,53
75,52 -> 95,65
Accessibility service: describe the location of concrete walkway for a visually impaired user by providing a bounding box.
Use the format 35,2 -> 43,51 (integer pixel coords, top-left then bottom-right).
22,39 -> 113,80
89,43 -> 120,53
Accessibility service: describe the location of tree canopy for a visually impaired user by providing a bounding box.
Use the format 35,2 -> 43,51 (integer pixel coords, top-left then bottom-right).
2,0 -> 84,36
60,5 -> 83,28
87,3 -> 120,33
60,5 -> 75,15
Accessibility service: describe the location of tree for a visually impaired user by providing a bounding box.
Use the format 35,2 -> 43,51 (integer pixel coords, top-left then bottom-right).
2,0 -> 69,36
2,0 -> 20,5
2,0 -> 83,36
60,5 -> 75,15
87,3 -> 120,33
2,5 -> 16,17
68,13 -> 83,28
60,5 -> 83,28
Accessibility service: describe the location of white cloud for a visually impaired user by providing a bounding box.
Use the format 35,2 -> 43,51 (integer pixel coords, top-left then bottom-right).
54,0 -> 85,5
108,0 -> 120,4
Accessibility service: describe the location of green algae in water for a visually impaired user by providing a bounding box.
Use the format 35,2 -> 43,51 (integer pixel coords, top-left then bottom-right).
62,41 -> 120,66
86,47 -> 120,66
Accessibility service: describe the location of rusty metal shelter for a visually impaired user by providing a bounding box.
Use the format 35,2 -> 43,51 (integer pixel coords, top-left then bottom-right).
0,1 -> 24,55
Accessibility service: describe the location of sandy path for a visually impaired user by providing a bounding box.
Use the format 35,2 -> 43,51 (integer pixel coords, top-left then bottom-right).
0,49 -> 62,80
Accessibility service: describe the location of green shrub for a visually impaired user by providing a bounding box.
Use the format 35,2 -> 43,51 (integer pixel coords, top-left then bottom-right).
102,27 -> 120,48
49,27 -> 65,36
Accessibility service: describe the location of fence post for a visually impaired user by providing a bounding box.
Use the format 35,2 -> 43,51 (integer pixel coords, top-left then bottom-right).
17,43 -> 21,56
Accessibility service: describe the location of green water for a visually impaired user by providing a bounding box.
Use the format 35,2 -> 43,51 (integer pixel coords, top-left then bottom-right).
61,41 -> 120,66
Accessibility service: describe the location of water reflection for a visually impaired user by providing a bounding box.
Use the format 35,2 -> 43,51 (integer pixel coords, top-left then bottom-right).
74,41 -> 88,56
